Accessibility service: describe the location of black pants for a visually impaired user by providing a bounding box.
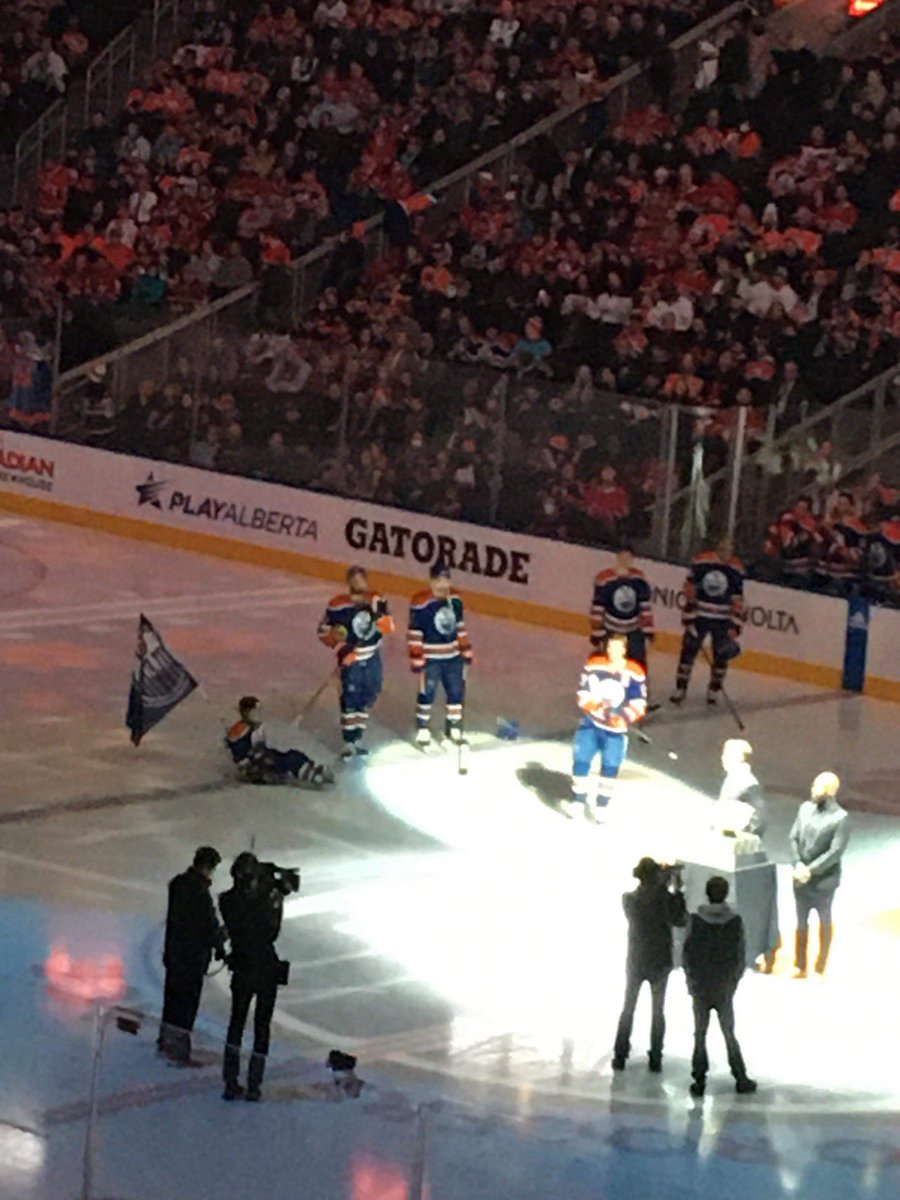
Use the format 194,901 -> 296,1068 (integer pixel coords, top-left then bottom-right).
223,974 -> 278,1089
794,881 -> 837,973
614,968 -> 670,1064
690,990 -> 748,1083
159,963 -> 205,1061
676,622 -> 734,693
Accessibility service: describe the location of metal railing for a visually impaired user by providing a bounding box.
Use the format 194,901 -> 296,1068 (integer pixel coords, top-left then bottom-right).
660,360 -> 900,560
8,0 -> 187,208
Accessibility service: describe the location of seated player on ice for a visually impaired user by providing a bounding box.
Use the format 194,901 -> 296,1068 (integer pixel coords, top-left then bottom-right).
225,696 -> 334,787
566,633 -> 647,822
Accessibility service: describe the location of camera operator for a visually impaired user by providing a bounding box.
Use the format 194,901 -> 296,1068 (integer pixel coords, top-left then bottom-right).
159,846 -> 226,1065
612,857 -> 687,1073
219,852 -> 294,1101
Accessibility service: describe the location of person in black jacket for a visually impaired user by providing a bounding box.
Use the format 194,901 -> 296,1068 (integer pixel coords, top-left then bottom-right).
683,876 -> 757,1097
790,771 -> 850,978
219,852 -> 286,1101
159,846 -> 225,1065
612,857 -> 687,1073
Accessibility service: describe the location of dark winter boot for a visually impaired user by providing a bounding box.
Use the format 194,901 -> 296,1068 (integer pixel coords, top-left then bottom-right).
222,1044 -> 243,1100
793,930 -> 808,978
246,1052 -> 266,1101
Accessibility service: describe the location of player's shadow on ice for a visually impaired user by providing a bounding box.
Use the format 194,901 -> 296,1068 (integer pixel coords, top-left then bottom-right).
516,762 -> 571,814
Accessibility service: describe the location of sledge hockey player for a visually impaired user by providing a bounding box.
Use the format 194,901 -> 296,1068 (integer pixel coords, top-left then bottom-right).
318,565 -> 394,759
670,539 -> 745,707
225,696 -> 333,786
408,563 -> 473,748
566,633 -> 647,822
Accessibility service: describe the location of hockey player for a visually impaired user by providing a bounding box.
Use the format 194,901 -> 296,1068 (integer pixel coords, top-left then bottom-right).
864,511 -> 900,603
567,633 -> 647,821
815,493 -> 866,594
318,565 -> 394,759
408,563 -> 473,748
763,496 -> 820,586
225,697 -> 333,786
590,546 -> 655,665
670,540 -> 744,707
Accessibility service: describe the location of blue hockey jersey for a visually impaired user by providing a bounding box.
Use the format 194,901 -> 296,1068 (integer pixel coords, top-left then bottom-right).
590,568 -> 654,643
577,653 -> 647,733
683,552 -> 745,627
318,591 -> 394,664
865,518 -> 900,585
407,591 -> 473,670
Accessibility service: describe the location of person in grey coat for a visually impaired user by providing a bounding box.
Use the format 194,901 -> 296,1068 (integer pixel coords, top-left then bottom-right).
683,876 -> 757,1097
790,771 -> 850,977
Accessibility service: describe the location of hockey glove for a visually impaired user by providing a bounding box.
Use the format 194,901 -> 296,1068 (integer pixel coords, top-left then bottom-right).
338,645 -> 358,667
324,624 -> 349,650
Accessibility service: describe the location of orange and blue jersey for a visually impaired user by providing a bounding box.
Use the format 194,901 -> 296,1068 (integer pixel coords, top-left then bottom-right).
764,511 -> 820,576
225,719 -> 260,763
318,591 -> 394,664
683,552 -> 745,628
577,653 -> 647,733
408,591 -> 472,671
866,518 -> 900,585
590,567 -> 654,643
819,516 -> 866,581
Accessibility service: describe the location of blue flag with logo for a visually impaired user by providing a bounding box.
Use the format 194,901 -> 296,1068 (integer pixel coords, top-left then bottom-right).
126,614 -> 198,746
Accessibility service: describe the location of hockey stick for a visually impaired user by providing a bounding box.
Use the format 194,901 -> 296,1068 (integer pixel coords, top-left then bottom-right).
700,645 -> 746,732
296,667 -> 339,724
632,726 -> 679,761
457,666 -> 469,776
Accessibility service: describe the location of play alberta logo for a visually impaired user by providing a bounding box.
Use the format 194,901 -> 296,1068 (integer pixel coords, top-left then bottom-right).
134,470 -> 317,540
135,472 -> 167,509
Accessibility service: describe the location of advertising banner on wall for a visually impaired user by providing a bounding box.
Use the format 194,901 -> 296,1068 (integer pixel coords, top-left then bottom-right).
0,431 -> 893,692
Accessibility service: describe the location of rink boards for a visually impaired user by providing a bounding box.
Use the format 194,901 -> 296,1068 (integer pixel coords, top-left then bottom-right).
1,429 -> 898,700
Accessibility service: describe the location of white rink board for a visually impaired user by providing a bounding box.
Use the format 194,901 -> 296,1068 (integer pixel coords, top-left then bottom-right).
0,429 -> 890,685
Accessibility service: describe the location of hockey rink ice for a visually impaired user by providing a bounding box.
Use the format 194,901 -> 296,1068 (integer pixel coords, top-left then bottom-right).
0,514 -> 898,1200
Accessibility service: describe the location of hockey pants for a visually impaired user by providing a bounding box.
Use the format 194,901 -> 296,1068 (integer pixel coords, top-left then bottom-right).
416,658 -> 465,733
270,748 -> 314,778
572,720 -> 627,807
675,622 -> 735,693
340,655 -> 383,744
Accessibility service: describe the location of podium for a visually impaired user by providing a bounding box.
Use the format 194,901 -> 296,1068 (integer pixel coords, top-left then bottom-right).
675,836 -> 780,968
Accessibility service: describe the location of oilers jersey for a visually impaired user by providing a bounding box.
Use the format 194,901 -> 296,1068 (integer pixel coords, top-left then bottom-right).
318,591 -> 394,663
408,591 -> 473,670
765,512 -> 820,576
225,719 -> 263,764
590,568 -> 654,644
683,552 -> 745,627
577,653 -> 647,733
819,516 -> 866,581
866,518 -> 900,585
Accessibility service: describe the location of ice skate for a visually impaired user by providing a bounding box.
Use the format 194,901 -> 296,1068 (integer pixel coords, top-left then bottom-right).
340,745 -> 355,762
415,727 -> 432,750
706,689 -> 719,707
670,687 -> 687,705
354,743 -> 369,758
